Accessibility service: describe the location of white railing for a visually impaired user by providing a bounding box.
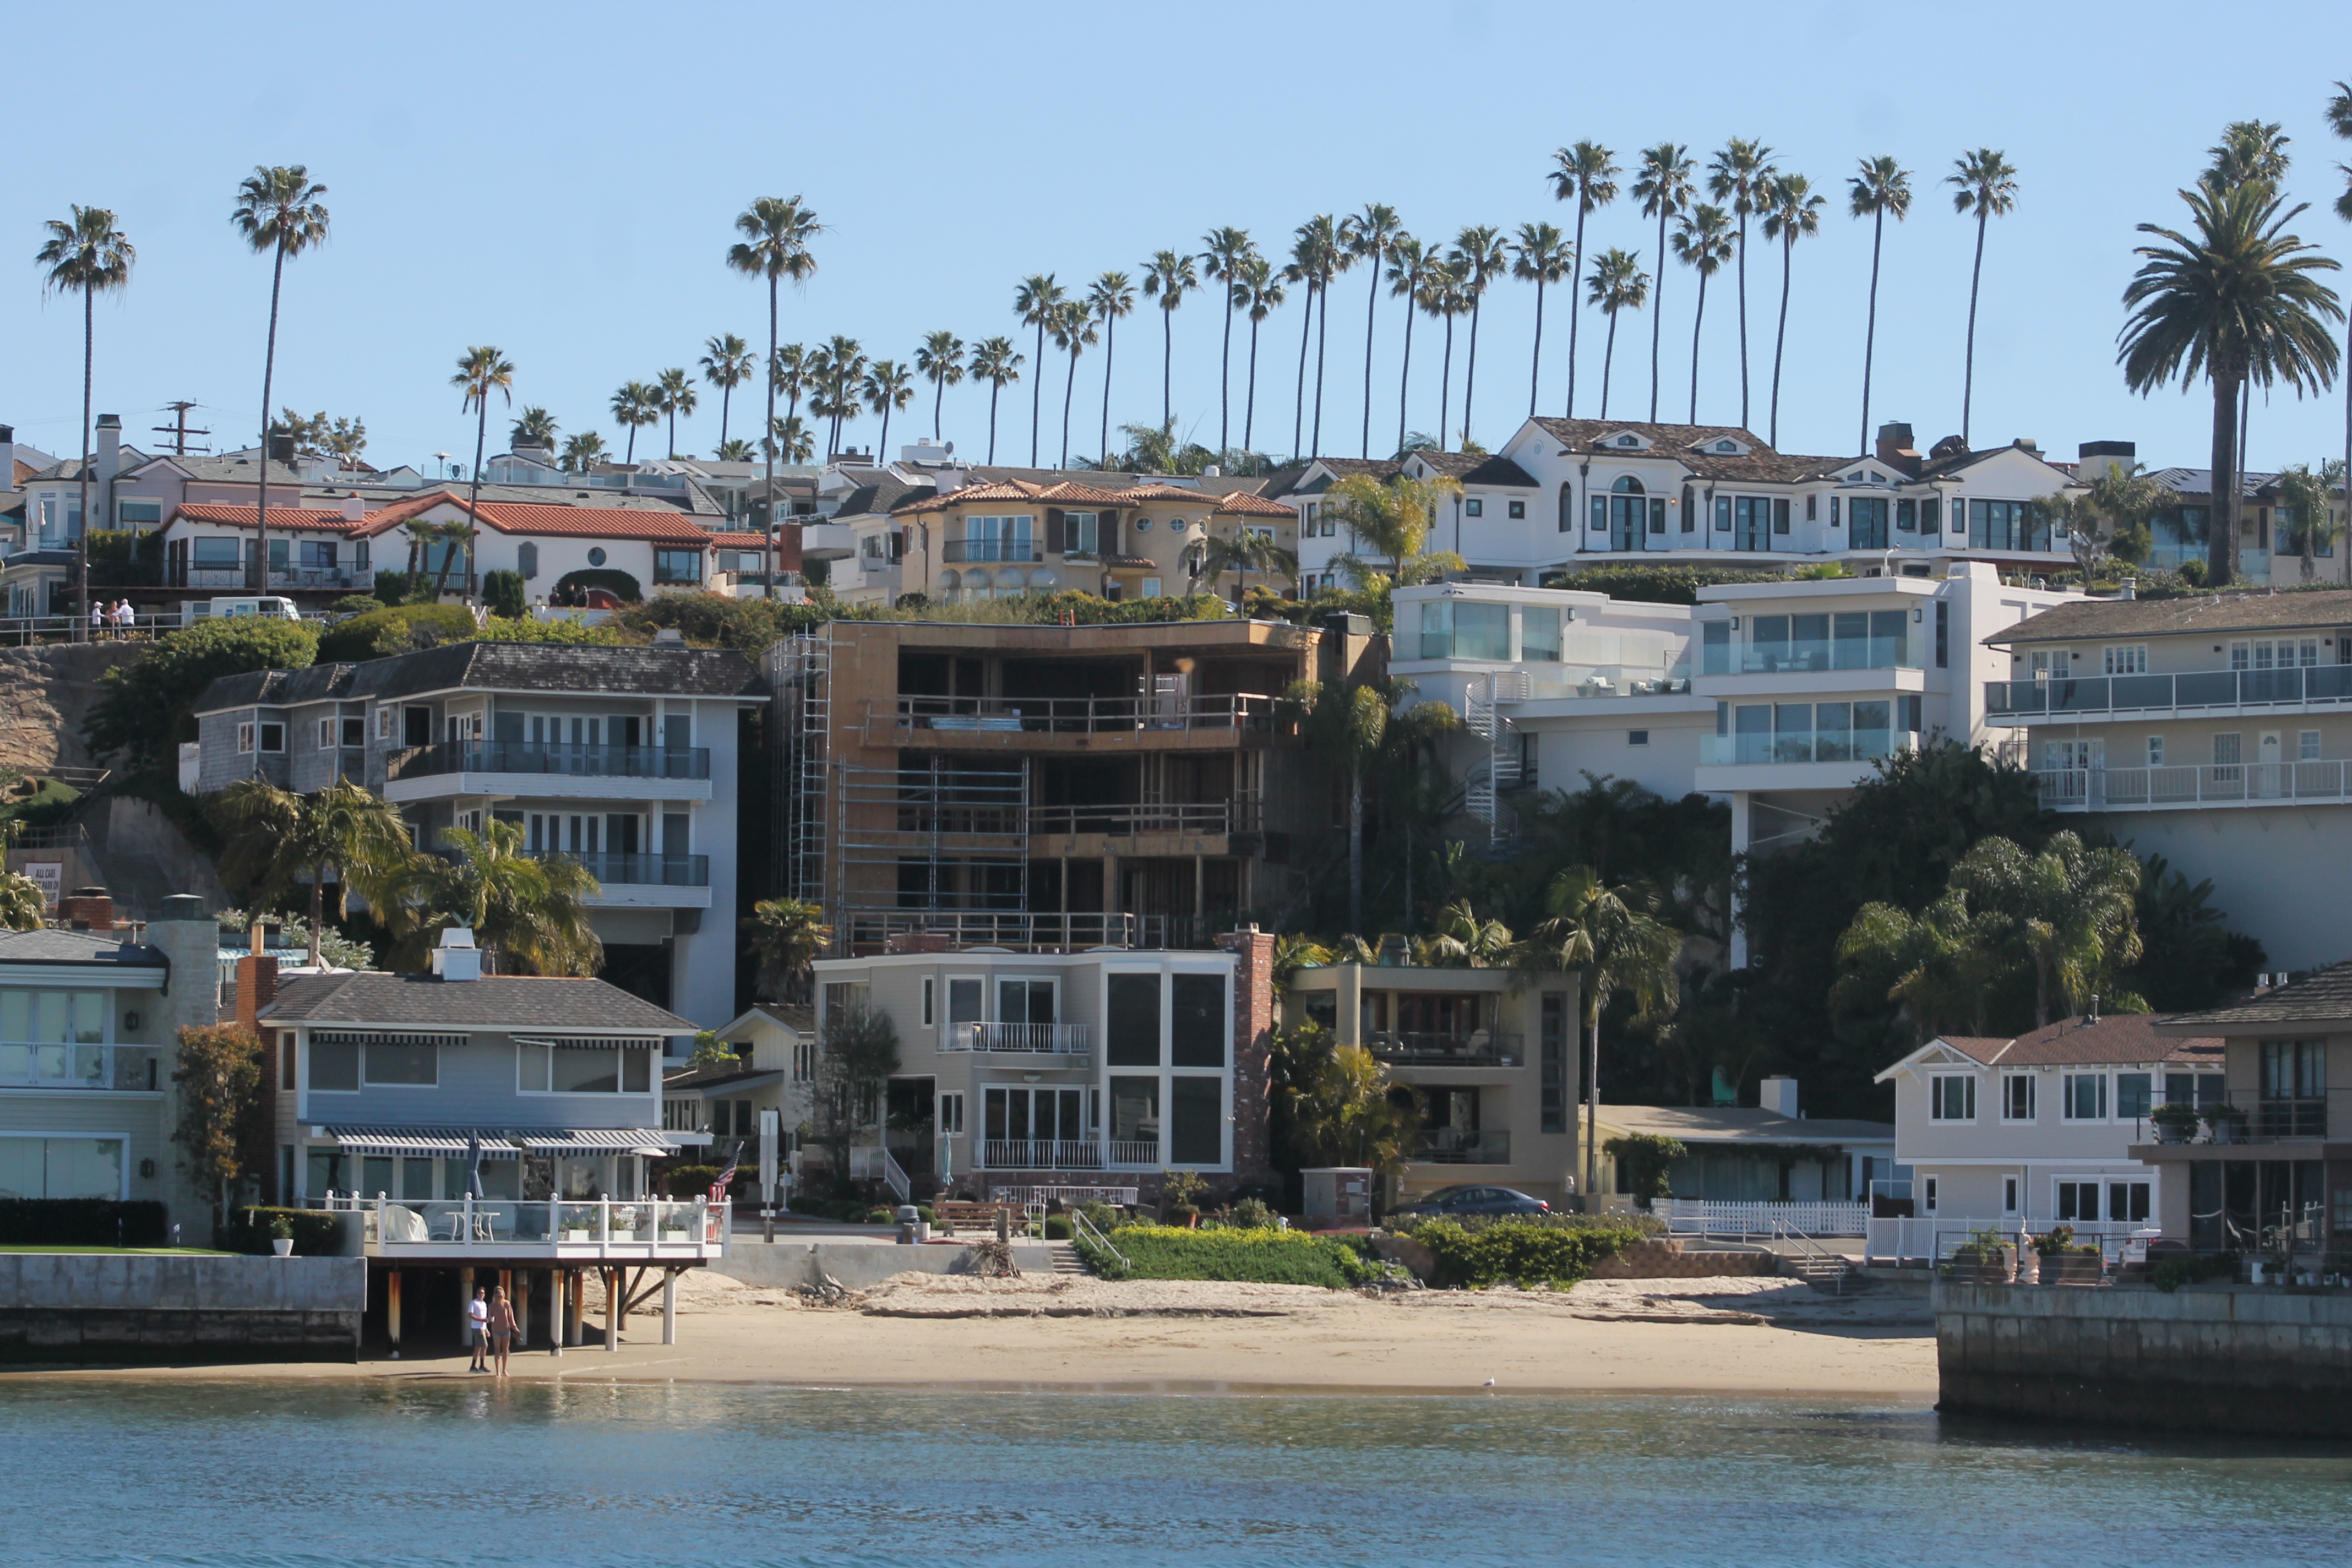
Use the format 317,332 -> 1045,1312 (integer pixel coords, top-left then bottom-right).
0,1043 -> 160,1092
943,1022 -> 1093,1054
1662,1199 -> 1870,1238
1107,1139 -> 1160,1167
1863,1215 -> 2160,1266
989,1184 -> 1140,1208
1070,1202 -> 1128,1272
979,1139 -> 1104,1170
2038,760 -> 2352,810
880,1148 -> 911,1205
315,1194 -> 723,1250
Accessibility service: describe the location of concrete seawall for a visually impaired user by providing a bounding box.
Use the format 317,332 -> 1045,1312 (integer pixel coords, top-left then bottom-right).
0,1254 -> 366,1364
1936,1280 -> 2352,1438
715,1240 -> 1058,1292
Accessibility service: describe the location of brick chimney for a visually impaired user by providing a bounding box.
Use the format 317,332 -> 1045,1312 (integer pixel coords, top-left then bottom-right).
235,952 -> 279,1033
1874,422 -> 1922,477
58,886 -> 115,931
1216,927 -> 1280,1186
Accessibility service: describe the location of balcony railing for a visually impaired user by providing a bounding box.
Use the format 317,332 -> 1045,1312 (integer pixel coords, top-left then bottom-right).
168,563 -> 366,591
388,741 -> 711,781
887,693 -> 1279,735
1027,801 -> 1254,836
844,910 -> 1145,954
1364,1031 -> 1524,1068
2038,761 -> 2352,810
0,1043 -> 160,1091
542,851 -> 711,888
1704,641 -> 1918,676
1412,1129 -> 1512,1164
944,1022 -> 1092,1054
2132,1088 -> 2343,1145
979,1139 -> 1104,1169
941,540 -> 1044,564
1987,665 -> 2352,720
1700,729 -> 1919,766
315,1194 -> 724,1252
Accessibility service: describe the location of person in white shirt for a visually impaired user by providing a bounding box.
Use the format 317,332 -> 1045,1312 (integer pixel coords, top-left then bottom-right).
466,1287 -> 491,1371
89,603 -> 106,640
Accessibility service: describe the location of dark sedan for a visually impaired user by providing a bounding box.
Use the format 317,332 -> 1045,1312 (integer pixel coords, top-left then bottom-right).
1389,1185 -> 1551,1219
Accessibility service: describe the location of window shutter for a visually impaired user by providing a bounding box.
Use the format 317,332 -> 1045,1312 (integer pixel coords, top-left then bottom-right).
1045,508 -> 1064,553
1102,510 -> 1120,557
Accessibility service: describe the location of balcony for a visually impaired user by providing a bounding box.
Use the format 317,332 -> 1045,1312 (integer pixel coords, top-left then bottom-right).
941,540 -> 1044,564
317,1194 -> 726,1261
979,1139 -> 1105,1169
2128,1089 -> 2346,1147
1411,1129 -> 1512,1165
169,563 -> 366,592
883,693 -> 1280,737
1700,728 -> 1919,766
1027,801 -> 1254,837
389,741 -> 710,782
0,1043 -> 160,1092
943,1022 -> 1092,1054
545,851 -> 710,888
2038,761 -> 2352,812
1365,1031 -> 1524,1068
1986,665 -> 2352,722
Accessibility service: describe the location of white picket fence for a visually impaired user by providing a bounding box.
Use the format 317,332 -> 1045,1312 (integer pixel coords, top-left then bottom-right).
1863,1216 -> 2161,1265
1660,1199 -> 1869,1239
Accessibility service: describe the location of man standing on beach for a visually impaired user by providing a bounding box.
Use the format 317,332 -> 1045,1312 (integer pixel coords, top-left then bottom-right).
466,1287 -> 490,1372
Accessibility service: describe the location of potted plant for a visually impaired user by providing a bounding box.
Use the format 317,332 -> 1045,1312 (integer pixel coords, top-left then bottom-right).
2032,1225 -> 2102,1284
269,1215 -> 295,1257
1944,1226 -> 2014,1284
2150,1102 -> 2201,1145
1163,1169 -> 1208,1229
2205,1103 -> 2249,1145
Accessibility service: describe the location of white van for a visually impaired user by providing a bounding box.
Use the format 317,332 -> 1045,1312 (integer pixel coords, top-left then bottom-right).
193,596 -> 302,623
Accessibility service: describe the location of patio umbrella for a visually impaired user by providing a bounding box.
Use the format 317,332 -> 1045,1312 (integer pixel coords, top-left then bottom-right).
465,1131 -> 485,1200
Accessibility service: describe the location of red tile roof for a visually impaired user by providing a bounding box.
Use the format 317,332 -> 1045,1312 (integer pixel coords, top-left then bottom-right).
891,478 -> 1133,515
172,503 -> 367,533
1211,491 -> 1295,518
353,491 -> 716,545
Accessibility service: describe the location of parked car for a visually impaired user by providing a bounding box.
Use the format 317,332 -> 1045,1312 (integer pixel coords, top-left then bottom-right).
1389,1185 -> 1550,1219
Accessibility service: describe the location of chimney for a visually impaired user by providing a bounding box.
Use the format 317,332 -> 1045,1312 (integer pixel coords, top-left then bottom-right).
95,415 -> 122,483
2012,437 -> 2041,454
1215,927 -> 1279,1185
59,886 -> 115,932
2078,440 -> 2135,482
268,433 -> 296,465
340,492 -> 366,521
1874,422 -> 1921,476
430,926 -> 483,982
0,424 -> 15,484
1758,1076 -> 1800,1118
235,952 -> 279,1033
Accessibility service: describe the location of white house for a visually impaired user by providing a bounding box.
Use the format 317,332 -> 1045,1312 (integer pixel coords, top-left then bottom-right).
356,492 -> 720,603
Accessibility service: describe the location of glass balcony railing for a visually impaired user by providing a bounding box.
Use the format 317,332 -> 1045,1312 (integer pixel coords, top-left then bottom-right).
388,741 -> 710,781
541,852 -> 710,888
1987,665 -> 2352,718
1411,1129 -> 1511,1165
2038,761 -> 2352,809
0,1043 -> 160,1091
1701,729 -> 1920,766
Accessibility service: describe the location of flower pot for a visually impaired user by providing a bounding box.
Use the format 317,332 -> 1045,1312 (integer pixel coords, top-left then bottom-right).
2154,1124 -> 2186,1145
2211,1120 -> 2240,1145
565,1230 -> 594,1243
2039,1252 -> 2102,1285
271,1238 -> 294,1257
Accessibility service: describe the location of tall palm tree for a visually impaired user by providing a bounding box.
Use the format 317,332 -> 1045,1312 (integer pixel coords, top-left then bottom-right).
1047,303 -> 1097,468
1284,216 -> 1340,457
1947,149 -> 2020,447
1761,173 -> 1826,448
1423,258 -> 1471,453
1013,273 -> 1066,466
1587,248 -> 1651,422
1284,679 -> 1387,932
401,517 -> 439,576
1849,155 -> 1914,456
1670,206 -> 1734,423
1510,222 -> 1574,418
700,333 -> 754,452
771,342 -> 812,427
1449,225 -> 1508,449
1087,273 -> 1136,464
230,167 -> 328,600
2205,123 -> 2297,480
2119,178 -> 2342,586
1141,251 -> 1199,436
511,405 -> 558,450
35,205 -> 134,637
2332,82 -> 2352,578
1547,141 -> 1620,418
1706,138 -> 1776,430
727,195 -> 823,601
427,518 -> 479,603
212,778 -> 412,968
764,414 -> 815,465
967,336 -> 1023,464
816,335 -> 867,458
1385,236 -> 1433,455
1528,865 -> 1680,1199
742,897 -> 832,1001
655,367 -> 698,458
1953,833 -> 2142,1031
1340,205 -> 1402,458
862,359 -> 914,462
1200,226 -> 1259,455
915,330 -> 966,442
412,820 -> 602,977
610,380 -> 661,464
1234,255 -> 1285,455
559,431 -> 607,473
451,346 -> 513,606
1322,470 -> 1464,584
1631,144 -> 1695,422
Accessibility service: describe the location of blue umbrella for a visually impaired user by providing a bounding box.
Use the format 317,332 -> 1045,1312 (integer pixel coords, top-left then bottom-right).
465,1131 -> 485,1200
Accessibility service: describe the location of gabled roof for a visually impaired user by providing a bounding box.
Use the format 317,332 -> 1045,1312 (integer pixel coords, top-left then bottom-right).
262,970 -> 694,1032
1210,490 -> 1297,518
1880,1014 -> 2220,1077
1986,589 -> 2352,646
2155,959 -> 2352,1033
193,642 -> 767,715
1912,441 -> 2069,481
355,492 -> 720,543
1528,417 -> 1847,483
1407,451 -> 1540,488
171,503 -> 367,533
831,478 -> 938,519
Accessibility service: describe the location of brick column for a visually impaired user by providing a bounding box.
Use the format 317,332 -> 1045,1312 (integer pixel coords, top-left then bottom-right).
1216,928 -> 1278,1190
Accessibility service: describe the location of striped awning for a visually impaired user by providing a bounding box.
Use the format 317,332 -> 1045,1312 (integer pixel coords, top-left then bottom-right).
514,1128 -> 676,1156
512,1037 -> 665,1052
322,1125 -> 519,1157
313,1032 -> 470,1049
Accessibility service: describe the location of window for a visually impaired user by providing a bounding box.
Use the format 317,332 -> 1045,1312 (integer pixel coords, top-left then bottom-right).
938,1091 -> 965,1135
518,542 -> 538,580
587,547 -> 607,567
2213,733 -> 2242,771
921,977 -> 935,1028
2301,730 -> 2321,761
1521,607 -> 1561,662
654,549 -> 703,585
1061,511 -> 1099,557
1702,620 -> 1730,675
1168,1075 -> 1222,1165
2147,736 -> 2165,766
1923,1175 -> 1939,1213
376,707 -> 394,741
1170,974 -> 1226,1067
1806,494 -> 1818,521
1897,498 -> 1917,532
1133,516 -> 1153,533
2104,645 -> 2147,676
0,1136 -> 123,1200
1106,974 -> 1162,1066
340,717 -> 364,748
308,1041 -> 360,1092
317,718 -> 335,750
2062,1072 -> 2108,1120
998,978 -> 1055,1026
2107,1180 -> 2151,1222
117,499 -> 162,527
1418,601 -> 1510,661
1540,992 -> 1569,1134
518,1042 -> 654,1093
1968,499 -> 2051,552
2056,1180 -> 2101,1222
1140,578 -> 1162,598
1108,1076 -> 1159,1156
1849,496 -> 1890,549
366,1043 -> 438,1087
1507,500 -> 1525,519
946,978 -> 983,1032
2261,1039 -> 2325,1099
792,1040 -> 816,1084
2002,1074 -> 2035,1121
2116,1072 -> 2153,1119
1628,729 -> 1649,745
1934,601 -> 1948,668
1930,1075 -> 1976,1120
1464,498 -> 1483,518
2003,1176 -> 2019,1213
237,722 -> 255,754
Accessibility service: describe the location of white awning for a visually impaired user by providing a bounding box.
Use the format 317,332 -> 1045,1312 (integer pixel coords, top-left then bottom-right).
322,1125 -> 519,1157
514,1128 -> 676,1156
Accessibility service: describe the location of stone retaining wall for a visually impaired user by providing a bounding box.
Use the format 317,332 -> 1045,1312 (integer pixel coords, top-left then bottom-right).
1587,1240 -> 1779,1280
0,1253 -> 364,1364
716,1239 -> 1058,1291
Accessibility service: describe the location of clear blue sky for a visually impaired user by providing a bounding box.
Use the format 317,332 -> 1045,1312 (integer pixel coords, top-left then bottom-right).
9,1 -> 2350,479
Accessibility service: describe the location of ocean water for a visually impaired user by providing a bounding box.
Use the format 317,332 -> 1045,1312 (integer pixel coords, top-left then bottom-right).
1,1381 -> 2347,1567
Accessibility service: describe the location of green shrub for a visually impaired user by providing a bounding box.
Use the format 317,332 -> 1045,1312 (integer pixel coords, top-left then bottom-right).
327,593 -> 386,617
84,617 -> 319,774
315,603 -> 475,663
2151,1251 -> 2238,1293
1074,1223 -> 1376,1288
664,1164 -> 720,1198
373,569 -> 425,605
471,614 -> 626,646
864,1206 -> 897,1224
215,1205 -> 345,1256
482,569 -> 526,619
1538,563 -> 1787,606
553,568 -> 643,603
1044,1215 -> 1074,1240
615,591 -> 844,652
0,1198 -> 169,1247
1404,1217 -> 1646,1289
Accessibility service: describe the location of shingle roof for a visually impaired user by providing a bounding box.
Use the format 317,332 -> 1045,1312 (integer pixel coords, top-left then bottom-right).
172,503 -> 366,533
262,971 -> 694,1031
1409,451 -> 1541,488
193,642 -> 767,715
831,478 -> 938,518
0,928 -> 166,970
1986,589 -> 2352,646
1528,418 -> 1849,483
2155,960 -> 2352,1032
1931,1013 -> 2219,1067
1597,1103 -> 1894,1145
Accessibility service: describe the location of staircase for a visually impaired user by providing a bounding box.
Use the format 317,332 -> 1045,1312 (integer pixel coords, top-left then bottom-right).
1783,1252 -> 1852,1294
1461,674 -> 1529,846
1044,1241 -> 1087,1276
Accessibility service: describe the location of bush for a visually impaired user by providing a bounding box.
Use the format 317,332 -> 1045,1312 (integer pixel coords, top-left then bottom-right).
315,603 -> 475,663
864,1206 -> 896,1224
372,569 -> 426,605
2151,1251 -> 2239,1293
664,1164 -> 720,1198
85,527 -> 162,587
553,568 -> 644,603
1073,1223 -> 1376,1288
615,591 -> 841,652
1402,1217 -> 1647,1289
1539,563 -> 1787,606
1044,1215 -> 1074,1240
84,616 -> 319,774
482,569 -> 526,619
472,614 -> 626,646
215,1205 -> 345,1256
0,1198 -> 168,1248
327,593 -> 386,617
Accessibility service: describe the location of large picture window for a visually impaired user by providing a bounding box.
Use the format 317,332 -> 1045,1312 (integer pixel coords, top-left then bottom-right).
1929,1075 -> 1975,1120
1168,1076 -> 1222,1164
1170,974 -> 1226,1066
518,1041 -> 654,1093
0,1136 -> 124,1200
1106,974 -> 1162,1066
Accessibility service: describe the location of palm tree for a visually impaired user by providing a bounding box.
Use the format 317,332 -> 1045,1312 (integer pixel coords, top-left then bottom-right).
1849,155 -> 1914,456
1761,173 -> 1826,448
742,897 -> 832,1000
1706,138 -> 1777,429
1193,526 -> 1297,605
1340,205 -> 1402,458
1587,248 -> 1651,421
1953,834 -> 2142,1030
1234,255 -> 1285,455
1670,205 -> 1734,423
1947,149 -> 2020,447
211,778 -> 412,967
771,342 -> 812,426
2119,178 -> 2342,586
1425,900 -> 1515,967
967,336 -> 1023,464
862,358 -> 914,461
1283,679 -> 1390,931
1200,226 -> 1260,454
511,405 -> 558,450
1013,273 -> 1066,466
1322,470 -> 1464,585
1631,144 -> 1695,422
1141,251 -> 1199,435
401,516 -> 439,578
427,518 -> 478,603
1547,141 -> 1620,418
1087,273 -> 1136,462
915,330 -> 966,442
451,346 -> 513,606
1449,225 -> 1508,449
413,820 -> 602,977
655,367 -> 698,458
35,205 -> 135,637
816,335 -> 867,458
763,414 -> 815,465
610,380 -> 661,463
1527,865 -> 1681,1198
1284,216 -> 1340,456
1047,302 -> 1098,469
728,195 -> 823,602
2332,83 -> 2352,579
1384,236 -> 1433,455
559,431 -> 608,473
700,332 -> 754,452
230,167 -> 328,600
1423,258 -> 1471,453
2275,460 -> 2349,580
1510,222 -> 1574,418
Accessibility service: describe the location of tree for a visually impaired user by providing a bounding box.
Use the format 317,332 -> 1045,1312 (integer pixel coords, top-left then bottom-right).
210,778 -> 414,966
85,615 -> 318,775
1422,257 -> 1471,453
1283,678 -> 1390,931
1340,206 -> 1401,458
404,819 -> 601,976
2328,81 -> 2352,579
2119,178 -> 2342,586
1423,899 -> 1515,967
1234,254 -> 1286,455
813,335 -> 867,458
1047,304 -> 1097,469
450,346 -> 512,606
559,431 -> 608,473
1526,865 -> 1681,1197
2274,460 -> 2349,580
1277,1024 -> 1420,1177
1706,138 -> 1776,429
1323,471 -> 1464,586
2203,124 -> 2301,478
1284,216 -> 1340,456
771,342 -> 812,427
742,897 -> 831,1002
1447,225 -> 1508,450
1760,173 -> 1826,448
1670,205 -> 1734,423
427,518 -> 478,603
0,870 -> 45,931
1201,225 -> 1260,455
700,332 -> 754,451
35,204 -> 135,639
729,195 -> 823,603
231,166 -> 329,600
1948,149 -> 2020,447
1849,155 -> 1914,458
1548,140 -> 1620,419
1013,272 -> 1066,466
1631,143 -> 1695,423
655,367 -> 698,459
510,405 -> 558,450
173,1023 -> 266,1226
1834,886 -> 2006,1041
610,380 -> 661,464
1141,251 -> 1199,436
1603,1133 -> 1686,1201
1586,247 -> 1651,422
1957,832 -> 2144,1030
1087,273 -> 1136,462
1384,236 -> 1433,455
967,336 -> 1023,464
1192,526 -> 1295,605
862,358 -> 914,462
2055,456 -> 2164,577
808,997 -> 901,1190
915,329 -> 966,443
1510,221 -> 1573,420
764,413 -> 815,466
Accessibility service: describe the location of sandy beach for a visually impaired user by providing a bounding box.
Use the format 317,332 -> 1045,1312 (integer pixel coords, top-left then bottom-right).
12,1269 -> 1939,1397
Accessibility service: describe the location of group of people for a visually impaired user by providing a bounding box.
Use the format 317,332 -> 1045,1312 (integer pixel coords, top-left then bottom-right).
87,599 -> 141,639
466,1284 -> 519,1375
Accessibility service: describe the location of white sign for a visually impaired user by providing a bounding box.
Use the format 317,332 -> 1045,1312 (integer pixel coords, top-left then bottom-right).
20,862 -> 62,906
758,1109 -> 779,1206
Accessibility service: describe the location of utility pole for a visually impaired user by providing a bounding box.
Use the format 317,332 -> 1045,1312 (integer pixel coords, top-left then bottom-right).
150,401 -> 211,457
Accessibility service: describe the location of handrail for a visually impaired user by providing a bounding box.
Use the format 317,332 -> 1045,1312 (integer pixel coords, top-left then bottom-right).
1070,1202 -> 1127,1273
1988,663 -> 2352,719
388,741 -> 711,781
880,1147 -> 911,1205
884,692 -> 1280,735
2038,761 -> 2352,812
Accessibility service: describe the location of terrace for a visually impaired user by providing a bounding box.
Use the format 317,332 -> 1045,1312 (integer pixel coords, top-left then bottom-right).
313,1193 -> 727,1262
1988,665 -> 2352,722
2038,762 -> 2352,812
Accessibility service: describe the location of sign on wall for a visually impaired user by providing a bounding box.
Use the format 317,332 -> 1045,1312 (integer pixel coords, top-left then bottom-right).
19,861 -> 62,906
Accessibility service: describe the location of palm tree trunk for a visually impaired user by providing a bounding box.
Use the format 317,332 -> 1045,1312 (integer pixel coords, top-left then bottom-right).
988,384 -> 1001,465
465,401 -> 489,606
1312,288 -> 1330,458
624,424 -> 636,465
1735,213 -> 1751,429
932,375 -> 944,441
1161,308 -> 1174,434
1100,317 -> 1116,462
1244,314 -> 1262,453
1649,210 -> 1668,422
1962,208 -> 1988,446
1462,300 -> 1482,448
1584,1014 -> 1600,1198
1565,208 -> 1587,417
1770,237 -> 1793,448
1527,279 -> 1546,418
1060,350 -> 1078,469
1599,311 -> 1619,421
719,383 -> 732,450
1032,321 -> 1046,467
1221,288 -> 1235,455
667,407 -> 677,460
309,873 -> 326,968
1688,273 -> 1709,425
1293,285 -> 1314,458
1348,768 -> 1364,933
255,240 -> 287,597
1362,265 -> 1379,459
77,286 -> 93,640
879,402 -> 894,465
2211,365 -> 2241,586
1438,315 -> 1455,455
1396,295 -> 1417,458
766,276 -> 778,601
1859,211 -> 1885,458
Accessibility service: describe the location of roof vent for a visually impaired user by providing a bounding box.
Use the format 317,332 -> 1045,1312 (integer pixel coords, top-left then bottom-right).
431,927 -> 482,982
652,627 -> 685,647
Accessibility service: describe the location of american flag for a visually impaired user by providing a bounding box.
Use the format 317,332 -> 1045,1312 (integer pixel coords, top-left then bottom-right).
709,1150 -> 739,1204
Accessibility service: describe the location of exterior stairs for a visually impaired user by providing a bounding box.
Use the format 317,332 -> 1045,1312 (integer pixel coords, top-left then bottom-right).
1782,1252 -> 1852,1294
1462,674 -> 1530,846
1044,1240 -> 1087,1276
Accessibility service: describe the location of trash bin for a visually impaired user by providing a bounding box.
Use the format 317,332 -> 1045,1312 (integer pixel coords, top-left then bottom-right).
896,1204 -> 920,1244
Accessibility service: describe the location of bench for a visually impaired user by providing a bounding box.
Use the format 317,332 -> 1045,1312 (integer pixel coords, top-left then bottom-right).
934,1200 -> 1033,1238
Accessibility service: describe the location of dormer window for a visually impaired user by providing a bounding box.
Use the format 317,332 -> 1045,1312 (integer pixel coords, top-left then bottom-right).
1715,440 -> 1737,453
1616,435 -> 1638,447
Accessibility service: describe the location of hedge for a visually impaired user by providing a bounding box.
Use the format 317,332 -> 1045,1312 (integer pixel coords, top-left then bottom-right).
0,1199 -> 169,1248
664,1164 -> 721,1198
1403,1217 -> 1647,1289
215,1205 -> 346,1256
1074,1223 -> 1376,1288
316,603 -> 477,663
482,569 -> 526,619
